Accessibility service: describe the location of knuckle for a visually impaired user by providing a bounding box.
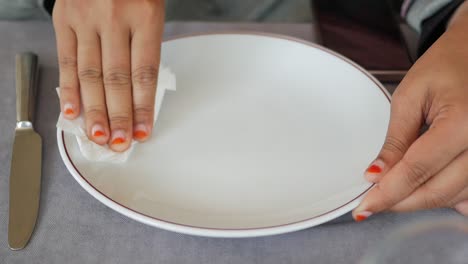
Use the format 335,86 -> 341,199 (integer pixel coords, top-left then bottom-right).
132,65 -> 158,87
134,104 -> 154,119
134,104 -> 154,115
52,11 -> 62,25
141,0 -> 164,18
144,0 -> 164,9
103,3 -> 124,25
52,2 -> 67,23
84,105 -> 106,119
78,67 -> 103,84
423,186 -> 450,209
401,159 -> 431,189
59,85 -> 77,93
432,104 -> 459,122
382,136 -> 408,156
104,68 -> 131,87
59,56 -> 78,70
109,113 -> 132,127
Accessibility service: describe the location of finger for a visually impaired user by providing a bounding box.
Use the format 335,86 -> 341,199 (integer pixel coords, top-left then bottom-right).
101,27 -> 133,152
76,30 -> 110,145
454,199 -> 468,216
130,23 -> 163,142
451,185 -> 468,215
55,25 -> 80,119
354,114 -> 468,220
364,87 -> 423,183
390,150 -> 468,211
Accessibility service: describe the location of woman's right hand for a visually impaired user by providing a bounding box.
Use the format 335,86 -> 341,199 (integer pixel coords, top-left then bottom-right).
53,0 -> 165,152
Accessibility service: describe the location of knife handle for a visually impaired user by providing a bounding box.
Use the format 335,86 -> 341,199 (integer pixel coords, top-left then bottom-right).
15,53 -> 39,124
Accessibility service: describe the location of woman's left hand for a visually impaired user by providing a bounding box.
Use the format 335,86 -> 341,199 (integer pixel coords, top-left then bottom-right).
353,9 -> 468,221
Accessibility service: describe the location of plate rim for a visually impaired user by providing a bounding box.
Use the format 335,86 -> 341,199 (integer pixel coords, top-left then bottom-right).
57,32 -> 390,237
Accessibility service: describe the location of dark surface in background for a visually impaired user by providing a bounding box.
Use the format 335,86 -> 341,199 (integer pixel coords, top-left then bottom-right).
313,0 -> 412,71
44,0 -> 54,14
418,0 -> 465,55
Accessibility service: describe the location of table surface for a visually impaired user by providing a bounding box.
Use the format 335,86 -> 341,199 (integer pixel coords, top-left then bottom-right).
0,21 -> 461,264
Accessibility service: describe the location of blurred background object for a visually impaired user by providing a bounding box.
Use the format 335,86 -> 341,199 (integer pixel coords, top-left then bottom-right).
313,0 -> 414,82
0,0 -> 314,22
165,0 -> 313,22
360,216 -> 468,264
0,0 -> 50,20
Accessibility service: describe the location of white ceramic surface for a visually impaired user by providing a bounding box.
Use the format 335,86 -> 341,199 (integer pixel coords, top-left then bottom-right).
57,33 -> 390,237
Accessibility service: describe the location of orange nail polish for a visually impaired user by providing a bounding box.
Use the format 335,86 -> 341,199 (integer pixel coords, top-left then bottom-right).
92,124 -> 106,138
134,130 -> 147,140
64,103 -> 74,115
355,211 -> 372,222
356,215 -> 367,222
111,137 -> 126,145
94,130 -> 105,137
367,164 -> 382,174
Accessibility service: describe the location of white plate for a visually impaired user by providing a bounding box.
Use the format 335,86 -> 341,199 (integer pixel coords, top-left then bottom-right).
58,33 -> 390,237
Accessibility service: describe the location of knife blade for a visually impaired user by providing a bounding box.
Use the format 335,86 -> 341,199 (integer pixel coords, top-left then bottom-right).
8,52 -> 41,250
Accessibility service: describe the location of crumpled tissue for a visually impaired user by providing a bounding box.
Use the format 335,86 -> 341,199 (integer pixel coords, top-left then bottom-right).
56,65 -> 176,163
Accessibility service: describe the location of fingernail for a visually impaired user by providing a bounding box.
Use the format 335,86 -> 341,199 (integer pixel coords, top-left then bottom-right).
354,211 -> 373,222
364,160 -> 385,182
133,124 -> 148,140
92,124 -> 105,138
111,130 -> 127,145
63,103 -> 74,115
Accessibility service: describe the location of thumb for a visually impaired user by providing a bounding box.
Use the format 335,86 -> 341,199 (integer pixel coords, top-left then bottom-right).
454,200 -> 468,216
364,87 -> 423,183
453,187 -> 468,216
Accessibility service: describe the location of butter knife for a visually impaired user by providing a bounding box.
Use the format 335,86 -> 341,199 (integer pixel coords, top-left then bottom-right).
8,52 -> 41,250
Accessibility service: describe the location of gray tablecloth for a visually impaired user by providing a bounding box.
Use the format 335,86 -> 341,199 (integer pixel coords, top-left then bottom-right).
0,21 -> 461,264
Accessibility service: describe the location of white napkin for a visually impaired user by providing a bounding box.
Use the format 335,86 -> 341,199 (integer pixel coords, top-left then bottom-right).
57,65 -> 176,163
